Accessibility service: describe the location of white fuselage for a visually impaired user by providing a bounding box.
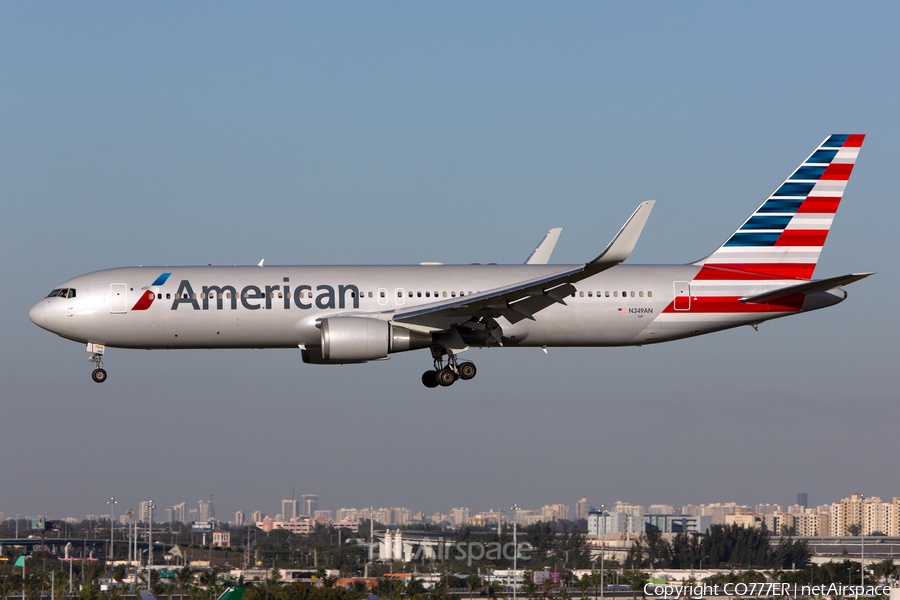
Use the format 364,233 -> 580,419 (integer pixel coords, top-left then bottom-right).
28,263 -> 842,352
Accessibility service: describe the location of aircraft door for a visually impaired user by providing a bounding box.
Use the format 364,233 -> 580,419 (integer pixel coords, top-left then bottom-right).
110,283 -> 128,314
673,281 -> 691,311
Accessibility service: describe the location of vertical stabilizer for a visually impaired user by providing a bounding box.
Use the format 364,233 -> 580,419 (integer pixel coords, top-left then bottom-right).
695,135 -> 864,279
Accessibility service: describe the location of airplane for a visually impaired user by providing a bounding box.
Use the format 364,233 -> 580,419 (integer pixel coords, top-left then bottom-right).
30,135 -> 872,388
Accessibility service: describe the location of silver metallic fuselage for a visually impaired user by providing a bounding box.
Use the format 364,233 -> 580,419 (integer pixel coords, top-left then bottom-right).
28,263 -> 843,351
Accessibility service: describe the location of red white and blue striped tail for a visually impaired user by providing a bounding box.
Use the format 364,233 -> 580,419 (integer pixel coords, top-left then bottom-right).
694,134 -> 864,280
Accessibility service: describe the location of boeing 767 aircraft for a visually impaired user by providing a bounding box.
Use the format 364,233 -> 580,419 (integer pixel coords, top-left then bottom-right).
30,135 -> 872,388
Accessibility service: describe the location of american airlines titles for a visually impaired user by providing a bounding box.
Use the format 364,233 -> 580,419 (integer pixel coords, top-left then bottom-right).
170,279 -> 360,311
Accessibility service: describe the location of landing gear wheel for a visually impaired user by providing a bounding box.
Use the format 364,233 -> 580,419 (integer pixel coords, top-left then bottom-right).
91,368 -> 108,384
458,362 -> 477,380
437,368 -> 456,387
422,370 -> 439,388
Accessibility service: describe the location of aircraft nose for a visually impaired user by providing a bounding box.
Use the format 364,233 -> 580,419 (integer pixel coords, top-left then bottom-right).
29,301 -> 46,328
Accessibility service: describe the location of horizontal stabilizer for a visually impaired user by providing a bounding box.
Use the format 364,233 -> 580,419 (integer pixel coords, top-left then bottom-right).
739,272 -> 874,304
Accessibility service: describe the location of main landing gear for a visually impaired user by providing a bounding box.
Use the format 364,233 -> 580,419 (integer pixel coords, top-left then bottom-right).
89,352 -> 107,383
421,345 -> 477,388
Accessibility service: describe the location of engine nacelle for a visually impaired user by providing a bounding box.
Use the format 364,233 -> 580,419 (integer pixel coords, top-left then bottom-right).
316,317 -> 432,363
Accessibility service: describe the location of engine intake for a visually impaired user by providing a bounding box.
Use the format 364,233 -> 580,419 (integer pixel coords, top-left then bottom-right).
318,317 -> 432,363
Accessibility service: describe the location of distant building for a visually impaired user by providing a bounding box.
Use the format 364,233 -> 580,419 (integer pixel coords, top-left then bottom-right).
725,512 -> 763,529
251,511 -> 265,523
314,510 -> 333,520
282,500 -> 299,521
301,495 -> 319,516
173,502 -> 186,523
235,511 -> 245,527
139,500 -> 154,522
164,509 -> 175,523
575,498 -> 592,521
647,505 -> 675,515
450,507 -> 470,527
587,510 -> 629,536
198,500 -> 215,521
212,531 -> 230,547
797,493 -> 808,509
645,514 -> 712,534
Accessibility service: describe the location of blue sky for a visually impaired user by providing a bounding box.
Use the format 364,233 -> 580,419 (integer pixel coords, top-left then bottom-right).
1,2 -> 898,522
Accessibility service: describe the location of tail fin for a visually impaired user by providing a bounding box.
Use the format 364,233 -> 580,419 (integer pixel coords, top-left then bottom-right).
695,134 -> 864,280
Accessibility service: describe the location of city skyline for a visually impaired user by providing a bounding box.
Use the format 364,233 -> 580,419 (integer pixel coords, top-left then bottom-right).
5,490 -> 897,532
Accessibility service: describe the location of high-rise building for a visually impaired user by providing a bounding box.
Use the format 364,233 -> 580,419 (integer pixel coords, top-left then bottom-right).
235,511 -> 245,527
282,499 -> 299,521
797,493 -> 808,509
139,500 -> 155,522
301,495 -> 319,516
173,502 -> 186,523
251,511 -> 265,523
450,507 -> 470,527
198,499 -> 215,521
164,509 -> 175,523
575,498 -> 592,521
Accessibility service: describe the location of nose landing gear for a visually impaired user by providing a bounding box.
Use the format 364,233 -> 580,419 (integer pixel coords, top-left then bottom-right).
421,345 -> 476,388
88,352 -> 107,383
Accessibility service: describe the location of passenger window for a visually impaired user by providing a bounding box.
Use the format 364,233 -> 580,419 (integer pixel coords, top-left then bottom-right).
579,291 -> 584,297
631,291 -> 635,297
201,293 -> 207,300
157,293 -> 162,300
380,291 -> 385,298
639,291 -> 644,297
442,292 -> 447,298
166,293 -> 171,299
368,292 -> 373,298
622,291 -> 626,297
648,291 -> 653,298
614,291 -> 618,297
451,292 -> 456,297
417,292 -> 422,297
605,291 -> 609,297
408,291 -> 413,297
426,292 -> 431,297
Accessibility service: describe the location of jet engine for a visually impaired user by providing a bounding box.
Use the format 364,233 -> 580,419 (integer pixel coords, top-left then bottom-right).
305,317 -> 432,364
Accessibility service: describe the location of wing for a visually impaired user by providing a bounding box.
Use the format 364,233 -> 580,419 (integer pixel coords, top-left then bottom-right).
524,228 -> 562,264
392,201 -> 655,332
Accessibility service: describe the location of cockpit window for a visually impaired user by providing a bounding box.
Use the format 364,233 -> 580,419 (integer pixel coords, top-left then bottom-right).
46,288 -> 76,298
